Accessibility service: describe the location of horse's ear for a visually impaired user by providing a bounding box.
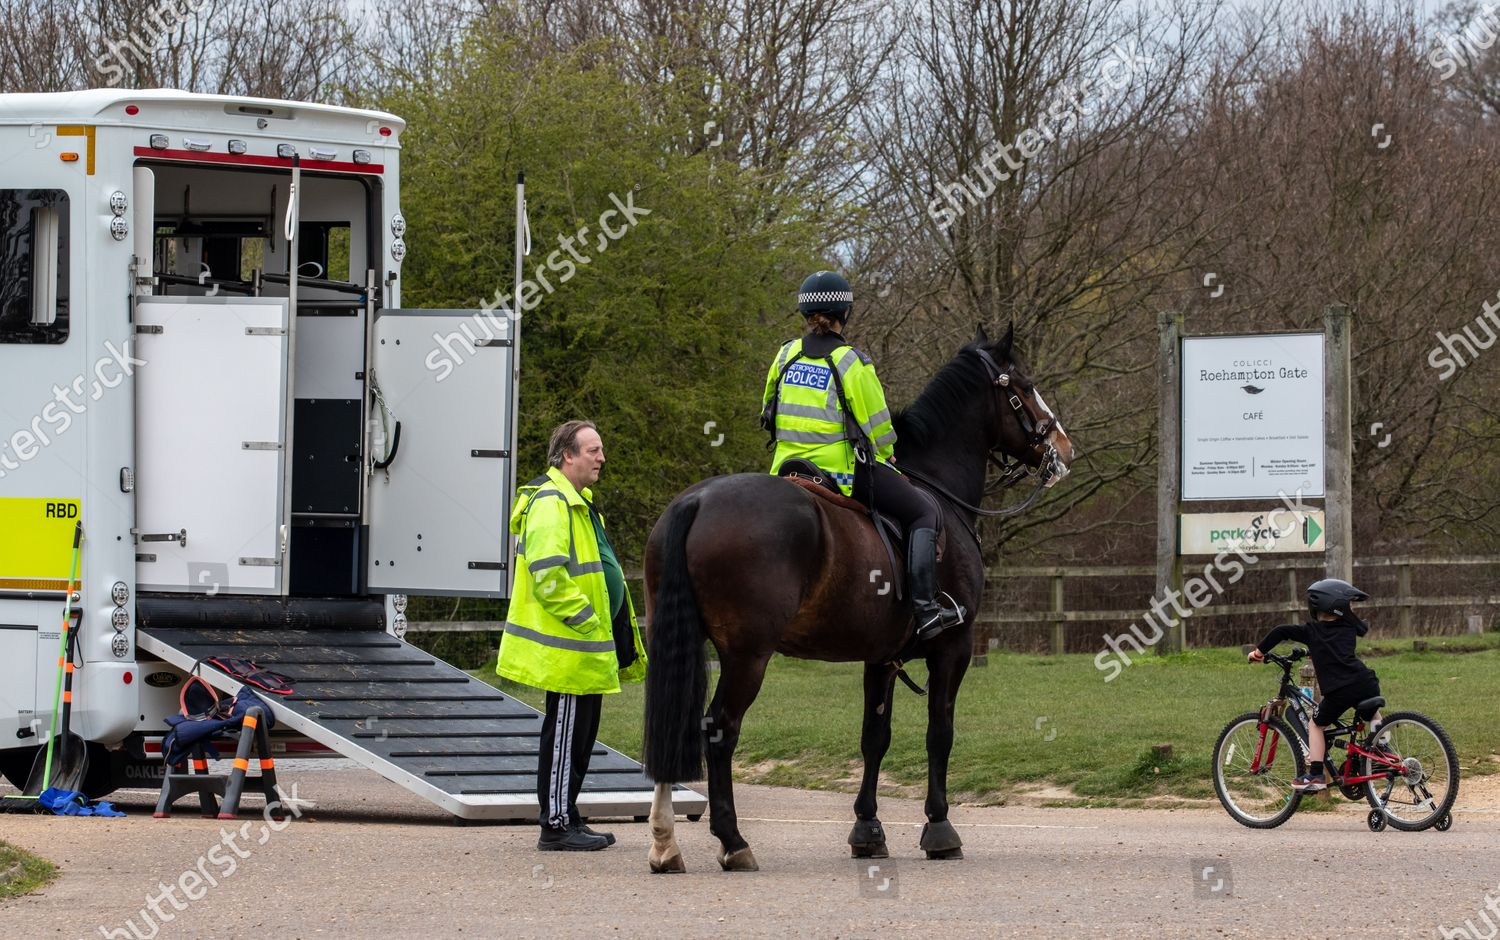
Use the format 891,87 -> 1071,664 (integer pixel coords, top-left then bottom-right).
995,321 -> 1015,357
973,322 -> 989,345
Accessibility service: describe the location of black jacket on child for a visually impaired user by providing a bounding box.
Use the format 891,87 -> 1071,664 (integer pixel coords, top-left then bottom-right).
1256,612 -> 1376,695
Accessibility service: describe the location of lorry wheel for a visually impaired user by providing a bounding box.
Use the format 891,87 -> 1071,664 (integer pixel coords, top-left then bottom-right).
0,746 -> 40,789
80,743 -> 120,800
1,745 -> 120,798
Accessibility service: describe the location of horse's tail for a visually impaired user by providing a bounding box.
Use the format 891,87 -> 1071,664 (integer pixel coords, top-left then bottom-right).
643,493 -> 708,783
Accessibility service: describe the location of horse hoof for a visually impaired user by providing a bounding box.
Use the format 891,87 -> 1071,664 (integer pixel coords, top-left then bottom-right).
919,820 -> 963,854
848,819 -> 889,858
718,846 -> 759,871
925,846 -> 964,860
649,852 -> 687,874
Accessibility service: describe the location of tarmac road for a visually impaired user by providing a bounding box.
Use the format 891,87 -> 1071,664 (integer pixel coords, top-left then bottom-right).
2,767 -> 1496,939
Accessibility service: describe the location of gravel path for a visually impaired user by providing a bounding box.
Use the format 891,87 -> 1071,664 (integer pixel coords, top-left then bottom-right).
2,767 -> 1496,939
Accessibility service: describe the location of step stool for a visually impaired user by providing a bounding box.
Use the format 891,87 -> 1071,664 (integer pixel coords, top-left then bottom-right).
154,706 -> 290,820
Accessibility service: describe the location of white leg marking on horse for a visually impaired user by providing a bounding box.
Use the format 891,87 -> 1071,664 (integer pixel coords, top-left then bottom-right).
647,782 -> 685,873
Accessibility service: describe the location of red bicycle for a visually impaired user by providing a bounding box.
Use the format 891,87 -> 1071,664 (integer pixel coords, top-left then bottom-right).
1212,647 -> 1458,831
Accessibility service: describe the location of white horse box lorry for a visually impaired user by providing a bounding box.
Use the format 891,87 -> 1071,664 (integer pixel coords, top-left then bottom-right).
0,89 -> 700,820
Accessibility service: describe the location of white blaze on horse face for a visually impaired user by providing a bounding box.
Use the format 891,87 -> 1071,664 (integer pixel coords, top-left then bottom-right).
1032,389 -> 1072,486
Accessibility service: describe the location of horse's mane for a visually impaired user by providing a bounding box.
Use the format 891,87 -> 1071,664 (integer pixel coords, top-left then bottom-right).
892,345 -> 988,454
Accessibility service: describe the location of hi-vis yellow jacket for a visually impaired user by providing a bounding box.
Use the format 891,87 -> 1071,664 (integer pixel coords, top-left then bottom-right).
497,466 -> 646,696
761,338 -> 898,495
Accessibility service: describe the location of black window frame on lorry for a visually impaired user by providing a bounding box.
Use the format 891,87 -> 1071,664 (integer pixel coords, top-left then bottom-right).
0,188 -> 71,344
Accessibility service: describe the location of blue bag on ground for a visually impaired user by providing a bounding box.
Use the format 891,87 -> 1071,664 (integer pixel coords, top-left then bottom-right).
38,787 -> 125,817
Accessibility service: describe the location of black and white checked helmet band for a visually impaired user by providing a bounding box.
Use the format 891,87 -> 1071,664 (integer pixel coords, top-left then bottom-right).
797,290 -> 854,305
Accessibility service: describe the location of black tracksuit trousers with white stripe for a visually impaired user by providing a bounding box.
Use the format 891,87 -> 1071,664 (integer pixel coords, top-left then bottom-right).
537,691 -> 603,830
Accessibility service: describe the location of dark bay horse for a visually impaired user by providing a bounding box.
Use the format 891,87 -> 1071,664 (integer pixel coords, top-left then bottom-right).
642,324 -> 1073,872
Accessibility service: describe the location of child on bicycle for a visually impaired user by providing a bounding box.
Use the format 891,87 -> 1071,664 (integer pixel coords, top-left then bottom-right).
1247,578 -> 1381,792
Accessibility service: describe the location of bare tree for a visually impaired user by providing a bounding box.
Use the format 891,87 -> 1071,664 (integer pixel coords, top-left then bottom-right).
0,0 -> 364,101
1180,4 -> 1500,550
0,0 -> 84,92
856,0 -> 1230,559
1429,0 -> 1500,118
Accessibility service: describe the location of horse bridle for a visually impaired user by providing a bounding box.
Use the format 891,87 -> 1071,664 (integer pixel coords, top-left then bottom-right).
900,347 -> 1065,538
971,346 -> 1066,488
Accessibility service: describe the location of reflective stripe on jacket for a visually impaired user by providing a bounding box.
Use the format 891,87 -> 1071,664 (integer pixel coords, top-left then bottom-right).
762,337 -> 897,495
497,466 -> 647,695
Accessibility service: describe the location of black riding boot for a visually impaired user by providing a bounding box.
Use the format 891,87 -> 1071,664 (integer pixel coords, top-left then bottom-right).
908,528 -> 965,640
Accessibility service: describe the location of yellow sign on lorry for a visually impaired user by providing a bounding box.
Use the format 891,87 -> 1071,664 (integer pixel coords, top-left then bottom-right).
0,497 -> 81,590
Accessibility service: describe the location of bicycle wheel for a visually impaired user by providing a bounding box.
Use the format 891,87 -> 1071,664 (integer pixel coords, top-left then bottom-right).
1361,711 -> 1459,831
1213,712 -> 1305,828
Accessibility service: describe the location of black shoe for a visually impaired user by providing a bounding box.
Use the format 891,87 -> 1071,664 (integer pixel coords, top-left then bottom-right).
574,823 -> 615,846
538,826 -> 609,851
915,602 -> 965,640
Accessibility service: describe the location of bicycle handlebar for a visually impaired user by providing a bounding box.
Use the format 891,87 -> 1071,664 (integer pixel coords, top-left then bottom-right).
1263,647 -> 1308,669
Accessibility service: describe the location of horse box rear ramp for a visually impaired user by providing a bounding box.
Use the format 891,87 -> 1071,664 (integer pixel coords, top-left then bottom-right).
137,620 -> 705,822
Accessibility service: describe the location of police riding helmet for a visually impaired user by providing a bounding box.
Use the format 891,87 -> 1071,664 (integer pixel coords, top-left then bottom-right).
798,270 -> 854,324
1306,578 -> 1369,619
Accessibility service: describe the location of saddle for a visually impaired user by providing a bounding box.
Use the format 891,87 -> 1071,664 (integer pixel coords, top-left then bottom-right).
777,460 -> 955,693
779,458 -> 863,505
776,459 -> 945,569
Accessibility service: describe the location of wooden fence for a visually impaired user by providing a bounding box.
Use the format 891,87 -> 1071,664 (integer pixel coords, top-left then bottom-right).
972,555 -> 1500,659
410,557 -> 1500,660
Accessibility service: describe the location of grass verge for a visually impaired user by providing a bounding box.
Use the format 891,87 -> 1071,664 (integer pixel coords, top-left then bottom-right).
476,641 -> 1500,805
0,841 -> 57,900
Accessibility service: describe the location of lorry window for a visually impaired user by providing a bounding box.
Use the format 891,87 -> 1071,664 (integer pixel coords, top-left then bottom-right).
300,221 -> 352,282
241,237 -> 265,280
327,224 -> 351,281
0,189 -> 70,344
154,225 -> 178,275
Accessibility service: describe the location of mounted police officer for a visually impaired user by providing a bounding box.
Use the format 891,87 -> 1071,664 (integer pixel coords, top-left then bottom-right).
761,271 -> 964,640
499,420 -> 647,851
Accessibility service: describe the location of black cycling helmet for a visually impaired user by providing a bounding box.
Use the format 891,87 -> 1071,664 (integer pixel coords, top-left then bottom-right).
797,270 -> 854,323
1307,578 -> 1369,619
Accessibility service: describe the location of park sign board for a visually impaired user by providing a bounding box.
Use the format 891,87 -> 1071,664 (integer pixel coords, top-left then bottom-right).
1179,509 -> 1326,555
1180,332 -> 1325,500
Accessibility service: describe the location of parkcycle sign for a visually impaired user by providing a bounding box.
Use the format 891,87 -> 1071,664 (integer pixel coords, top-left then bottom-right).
1181,332 -> 1325,500
1179,510 -> 1325,556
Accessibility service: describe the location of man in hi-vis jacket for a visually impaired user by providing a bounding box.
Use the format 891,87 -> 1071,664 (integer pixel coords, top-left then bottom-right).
498,420 -> 647,851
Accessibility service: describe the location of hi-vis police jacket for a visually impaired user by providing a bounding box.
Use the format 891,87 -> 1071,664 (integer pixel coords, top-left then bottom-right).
762,337 -> 898,496
497,466 -> 647,696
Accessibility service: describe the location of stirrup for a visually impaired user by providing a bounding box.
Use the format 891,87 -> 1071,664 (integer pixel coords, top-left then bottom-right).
938,591 -> 966,625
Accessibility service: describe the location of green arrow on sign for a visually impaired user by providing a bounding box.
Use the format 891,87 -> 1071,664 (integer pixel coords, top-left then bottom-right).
1303,516 -> 1323,546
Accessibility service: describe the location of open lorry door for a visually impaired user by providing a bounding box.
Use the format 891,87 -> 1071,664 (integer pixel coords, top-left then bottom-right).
365,309 -> 513,598
134,298 -> 291,594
